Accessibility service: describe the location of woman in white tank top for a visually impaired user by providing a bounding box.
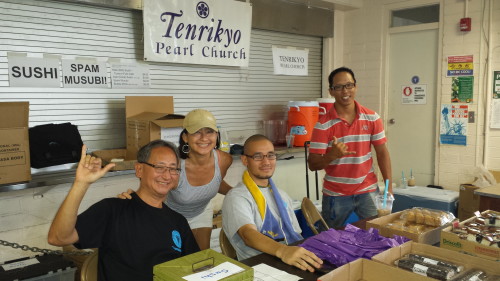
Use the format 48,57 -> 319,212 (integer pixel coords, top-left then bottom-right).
118,109 -> 233,250
170,109 -> 233,250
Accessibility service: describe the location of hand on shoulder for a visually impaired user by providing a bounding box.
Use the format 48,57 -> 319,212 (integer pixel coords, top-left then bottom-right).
117,188 -> 135,199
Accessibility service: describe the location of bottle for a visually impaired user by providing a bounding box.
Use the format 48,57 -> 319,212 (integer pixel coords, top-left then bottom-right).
407,176 -> 416,186
218,126 -> 230,153
400,177 -> 408,189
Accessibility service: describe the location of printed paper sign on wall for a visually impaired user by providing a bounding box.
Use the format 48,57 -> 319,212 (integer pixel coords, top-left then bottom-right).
272,46 -> 309,76
447,55 -> 473,77
401,85 -> 426,104
494,71 -> 500,99
439,104 -> 468,146
62,60 -> 108,88
451,76 -> 473,103
8,56 -> 60,88
143,0 -> 252,67
111,64 -> 150,89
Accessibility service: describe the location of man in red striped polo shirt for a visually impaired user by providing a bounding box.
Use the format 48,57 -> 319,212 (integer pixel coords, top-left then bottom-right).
308,66 -> 393,229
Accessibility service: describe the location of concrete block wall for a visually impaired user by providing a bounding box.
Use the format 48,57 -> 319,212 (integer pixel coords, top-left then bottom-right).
337,0 -> 500,190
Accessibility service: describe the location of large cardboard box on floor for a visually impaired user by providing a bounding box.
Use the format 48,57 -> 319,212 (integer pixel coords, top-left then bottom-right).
125,96 -> 184,159
0,102 -> 31,185
459,170 -> 500,221
440,210 -> 500,261
373,241 -> 500,276
366,211 -> 448,245
458,184 -> 481,221
318,258 -> 435,281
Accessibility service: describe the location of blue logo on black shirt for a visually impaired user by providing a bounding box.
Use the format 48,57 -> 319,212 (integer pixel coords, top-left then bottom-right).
172,230 -> 182,252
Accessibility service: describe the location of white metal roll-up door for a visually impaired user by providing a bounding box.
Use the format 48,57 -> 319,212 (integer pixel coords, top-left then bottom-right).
0,0 -> 322,150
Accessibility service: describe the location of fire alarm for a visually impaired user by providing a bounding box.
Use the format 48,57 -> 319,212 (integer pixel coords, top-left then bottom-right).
460,17 -> 471,31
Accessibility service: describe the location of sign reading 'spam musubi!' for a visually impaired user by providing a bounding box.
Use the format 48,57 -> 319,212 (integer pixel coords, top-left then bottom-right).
143,0 -> 252,67
62,60 -> 108,88
8,56 -> 60,88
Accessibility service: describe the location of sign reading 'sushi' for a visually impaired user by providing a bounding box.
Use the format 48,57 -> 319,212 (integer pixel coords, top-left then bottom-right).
143,0 -> 252,67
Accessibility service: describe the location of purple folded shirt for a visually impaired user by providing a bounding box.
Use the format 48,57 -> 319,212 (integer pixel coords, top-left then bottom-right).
298,224 -> 409,267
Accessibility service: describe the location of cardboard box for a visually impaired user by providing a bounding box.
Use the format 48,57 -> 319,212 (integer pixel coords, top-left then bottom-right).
92,149 -> 136,171
490,170 -> 500,182
440,210 -> 500,261
318,258 -> 435,281
458,184 -> 481,221
153,249 -> 253,281
373,241 -> 500,275
0,102 -> 31,185
125,96 -> 184,159
366,211 -> 448,245
459,170 -> 500,220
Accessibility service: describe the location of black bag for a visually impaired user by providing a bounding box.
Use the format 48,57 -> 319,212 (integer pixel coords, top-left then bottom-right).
29,123 -> 83,168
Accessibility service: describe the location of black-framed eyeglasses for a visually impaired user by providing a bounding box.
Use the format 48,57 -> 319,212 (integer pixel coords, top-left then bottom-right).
139,162 -> 181,175
244,152 -> 277,161
330,82 -> 356,92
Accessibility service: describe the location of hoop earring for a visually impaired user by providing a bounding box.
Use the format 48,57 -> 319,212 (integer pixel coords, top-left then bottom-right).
182,144 -> 190,154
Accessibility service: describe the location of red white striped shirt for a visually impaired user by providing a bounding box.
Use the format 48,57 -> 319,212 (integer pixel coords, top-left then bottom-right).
309,101 -> 386,196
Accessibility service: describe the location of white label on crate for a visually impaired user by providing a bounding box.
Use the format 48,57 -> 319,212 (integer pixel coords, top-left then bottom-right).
183,261 -> 244,281
2,257 -> 39,271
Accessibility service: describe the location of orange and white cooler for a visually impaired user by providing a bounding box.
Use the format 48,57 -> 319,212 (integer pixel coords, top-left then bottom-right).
287,101 -> 319,147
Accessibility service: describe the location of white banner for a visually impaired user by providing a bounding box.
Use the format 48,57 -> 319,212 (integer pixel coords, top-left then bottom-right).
8,56 -> 60,88
272,46 -> 308,76
62,60 -> 109,88
143,0 -> 252,67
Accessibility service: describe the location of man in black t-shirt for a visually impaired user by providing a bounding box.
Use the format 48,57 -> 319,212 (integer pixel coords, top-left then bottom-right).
48,140 -> 199,281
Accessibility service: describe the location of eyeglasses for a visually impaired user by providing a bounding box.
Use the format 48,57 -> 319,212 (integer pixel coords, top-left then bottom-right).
244,152 -> 277,161
330,82 -> 356,92
139,162 -> 181,175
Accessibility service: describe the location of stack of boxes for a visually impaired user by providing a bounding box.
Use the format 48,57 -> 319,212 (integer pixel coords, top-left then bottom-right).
458,170 -> 500,221
0,102 -> 31,185
319,241 -> 500,280
440,210 -> 499,261
92,96 -> 184,170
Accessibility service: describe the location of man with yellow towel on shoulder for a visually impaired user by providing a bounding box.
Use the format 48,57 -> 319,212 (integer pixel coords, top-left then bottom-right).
222,134 -> 323,272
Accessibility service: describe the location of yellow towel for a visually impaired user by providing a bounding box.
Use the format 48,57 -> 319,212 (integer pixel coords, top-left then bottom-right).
242,170 -> 266,220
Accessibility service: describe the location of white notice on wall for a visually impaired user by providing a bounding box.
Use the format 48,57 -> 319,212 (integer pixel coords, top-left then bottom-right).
272,46 -> 308,76
490,99 -> 500,129
111,64 -> 150,89
401,85 -> 427,104
8,56 -> 61,88
62,60 -> 109,88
